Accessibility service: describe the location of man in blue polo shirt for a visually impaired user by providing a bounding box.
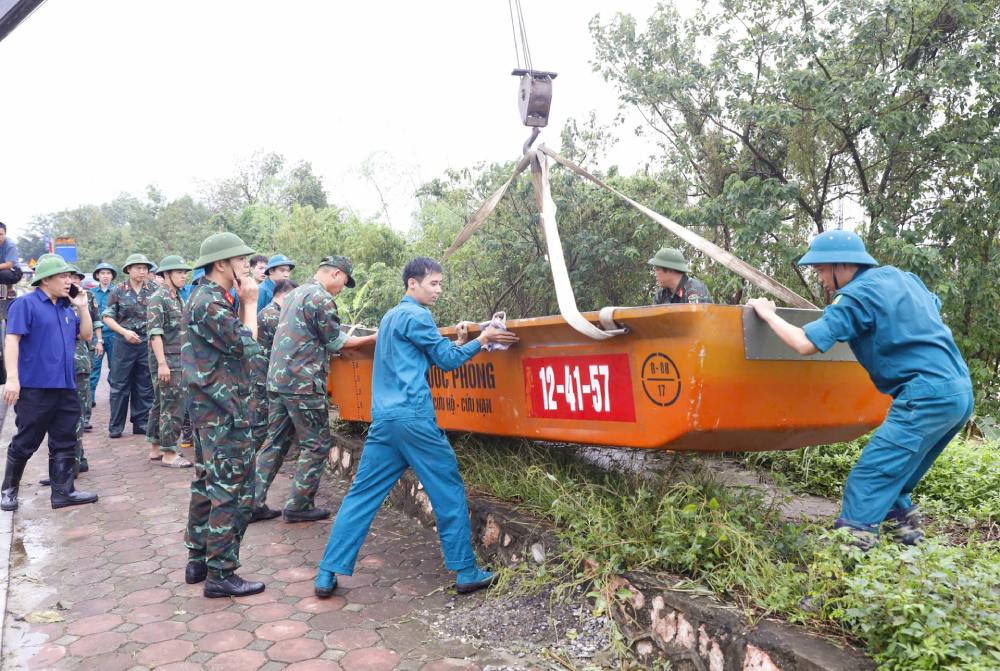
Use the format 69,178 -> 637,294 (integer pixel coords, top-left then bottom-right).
1,255 -> 100,512
313,257 -> 519,598
748,230 -> 973,550
257,254 -> 294,312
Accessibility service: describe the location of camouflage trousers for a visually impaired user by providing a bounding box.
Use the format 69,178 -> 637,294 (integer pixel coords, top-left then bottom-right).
74,370 -> 91,467
250,383 -> 269,453
185,419 -> 255,577
146,361 -> 184,454
253,393 -> 331,512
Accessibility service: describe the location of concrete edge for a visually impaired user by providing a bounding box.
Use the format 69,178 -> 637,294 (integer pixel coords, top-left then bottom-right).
0,399 -> 13,664
328,431 -> 874,670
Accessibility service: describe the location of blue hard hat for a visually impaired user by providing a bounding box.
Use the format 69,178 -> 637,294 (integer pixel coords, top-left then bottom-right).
265,254 -> 295,274
798,230 -> 878,266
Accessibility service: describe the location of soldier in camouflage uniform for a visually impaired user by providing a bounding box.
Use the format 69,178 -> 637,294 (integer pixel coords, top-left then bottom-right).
102,253 -> 157,438
248,279 -> 298,522
71,267 -> 100,473
254,257 -> 375,523
182,232 -> 266,598
648,247 -> 713,305
146,256 -> 194,469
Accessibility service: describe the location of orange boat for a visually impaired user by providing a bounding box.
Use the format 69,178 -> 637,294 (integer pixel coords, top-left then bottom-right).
328,304 -> 889,452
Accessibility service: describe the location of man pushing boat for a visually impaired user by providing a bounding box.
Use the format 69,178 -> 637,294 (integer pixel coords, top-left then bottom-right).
314,257 -> 520,597
748,231 -> 973,550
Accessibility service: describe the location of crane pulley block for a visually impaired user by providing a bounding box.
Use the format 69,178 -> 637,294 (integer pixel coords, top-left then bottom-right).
512,69 -> 558,127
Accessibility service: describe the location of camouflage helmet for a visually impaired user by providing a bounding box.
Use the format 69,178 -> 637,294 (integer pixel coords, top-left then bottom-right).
122,253 -> 154,273
647,247 -> 689,273
156,255 -> 193,275
93,261 -> 118,280
194,232 -> 255,269
31,254 -> 73,286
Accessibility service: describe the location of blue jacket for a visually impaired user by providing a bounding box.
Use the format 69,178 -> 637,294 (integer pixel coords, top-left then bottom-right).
371,296 -> 481,421
257,277 -> 275,313
803,266 -> 970,399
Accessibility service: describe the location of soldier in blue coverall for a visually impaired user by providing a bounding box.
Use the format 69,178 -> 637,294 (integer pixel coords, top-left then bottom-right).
748,230 -> 973,549
313,257 -> 519,597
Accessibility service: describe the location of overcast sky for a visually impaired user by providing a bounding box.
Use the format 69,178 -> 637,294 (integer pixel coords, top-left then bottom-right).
0,0 -> 663,240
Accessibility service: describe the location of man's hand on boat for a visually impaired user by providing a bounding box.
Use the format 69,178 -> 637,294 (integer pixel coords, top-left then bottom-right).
747,298 -> 819,356
478,324 -> 518,347
747,297 -> 777,319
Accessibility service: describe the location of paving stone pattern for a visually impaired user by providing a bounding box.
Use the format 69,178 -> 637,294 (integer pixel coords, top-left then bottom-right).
1,385 -> 543,670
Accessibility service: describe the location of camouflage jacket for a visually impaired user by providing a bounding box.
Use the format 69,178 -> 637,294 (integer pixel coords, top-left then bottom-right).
267,280 -> 348,396
251,301 -> 282,388
74,290 -> 100,374
182,279 -> 261,428
147,284 -> 186,368
102,279 -> 158,336
654,275 -> 713,305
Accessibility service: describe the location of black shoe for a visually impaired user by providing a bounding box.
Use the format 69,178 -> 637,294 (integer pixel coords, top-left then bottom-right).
109,432 -> 123,439
83,422 -> 93,432
282,507 -> 331,523
79,461 -> 89,473
50,457 -> 98,509
1,456 -> 29,512
204,573 -> 265,598
39,478 -> 51,486
133,425 -> 147,435
250,506 -> 282,523
90,400 -> 96,408
185,561 -> 208,584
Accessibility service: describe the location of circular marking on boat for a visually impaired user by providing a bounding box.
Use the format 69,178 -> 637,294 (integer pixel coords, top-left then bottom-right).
641,353 -> 681,407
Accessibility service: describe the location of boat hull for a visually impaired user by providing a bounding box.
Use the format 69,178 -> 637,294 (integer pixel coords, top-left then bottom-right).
328,304 -> 890,452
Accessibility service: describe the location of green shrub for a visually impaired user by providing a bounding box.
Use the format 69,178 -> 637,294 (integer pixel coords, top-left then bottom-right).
807,535 -> 1000,670
457,437 -> 1000,669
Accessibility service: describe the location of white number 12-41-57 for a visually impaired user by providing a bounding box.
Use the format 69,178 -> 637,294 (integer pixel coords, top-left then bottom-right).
537,364 -> 611,413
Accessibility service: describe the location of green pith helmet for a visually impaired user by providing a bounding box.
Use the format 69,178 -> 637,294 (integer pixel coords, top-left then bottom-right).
194,232 -> 255,269
67,264 -> 85,280
156,255 -> 193,275
647,247 -> 689,273
31,254 -> 73,286
122,253 -> 153,273
93,261 -> 118,280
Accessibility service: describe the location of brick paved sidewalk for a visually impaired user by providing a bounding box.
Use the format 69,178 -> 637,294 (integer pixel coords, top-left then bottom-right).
1,384 -> 538,671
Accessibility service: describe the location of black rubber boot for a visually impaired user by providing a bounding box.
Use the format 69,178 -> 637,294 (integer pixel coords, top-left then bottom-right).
204,573 -> 265,598
50,457 -> 98,509
1,456 -> 29,512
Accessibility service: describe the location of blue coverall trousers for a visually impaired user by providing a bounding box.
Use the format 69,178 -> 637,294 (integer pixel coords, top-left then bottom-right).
319,418 -> 476,575
841,378 -> 974,529
89,334 -> 113,399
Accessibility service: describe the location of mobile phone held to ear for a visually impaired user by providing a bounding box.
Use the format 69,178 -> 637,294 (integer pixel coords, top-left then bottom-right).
69,284 -> 80,298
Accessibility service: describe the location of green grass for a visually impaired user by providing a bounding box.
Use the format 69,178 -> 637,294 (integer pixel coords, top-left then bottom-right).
455,436 -> 1000,670
740,438 -> 1000,525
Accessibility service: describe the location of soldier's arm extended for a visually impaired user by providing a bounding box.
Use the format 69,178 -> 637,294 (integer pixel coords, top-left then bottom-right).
147,293 -> 170,382
404,309 -> 483,372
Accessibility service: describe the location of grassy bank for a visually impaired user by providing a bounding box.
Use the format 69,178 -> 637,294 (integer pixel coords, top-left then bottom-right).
454,436 -> 1000,670
741,438 -> 1000,535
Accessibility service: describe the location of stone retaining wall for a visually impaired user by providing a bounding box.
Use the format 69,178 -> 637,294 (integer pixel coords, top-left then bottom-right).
328,430 -> 873,671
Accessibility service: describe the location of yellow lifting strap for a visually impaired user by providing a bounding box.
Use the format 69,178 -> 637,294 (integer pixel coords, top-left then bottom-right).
538,145 -> 818,310
444,146 -> 818,336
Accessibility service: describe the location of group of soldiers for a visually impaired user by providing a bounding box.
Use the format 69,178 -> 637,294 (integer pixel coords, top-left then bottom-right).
13,233 -> 372,598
